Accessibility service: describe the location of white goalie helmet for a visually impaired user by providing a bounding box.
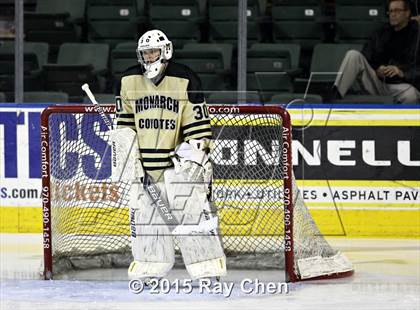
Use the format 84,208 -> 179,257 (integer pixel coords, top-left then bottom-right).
136,29 -> 173,79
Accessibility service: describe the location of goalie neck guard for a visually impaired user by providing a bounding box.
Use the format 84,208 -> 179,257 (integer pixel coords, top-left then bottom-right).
137,30 -> 173,79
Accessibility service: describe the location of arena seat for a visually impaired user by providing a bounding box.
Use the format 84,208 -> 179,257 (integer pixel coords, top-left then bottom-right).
83,93 -> 115,104
86,0 -> 145,47
271,0 -> 323,50
23,91 -> 69,103
208,0 -> 265,45
110,42 -> 138,87
309,43 -> 363,82
206,90 -> 261,105
266,93 -> 323,105
149,0 -> 202,48
249,43 -> 301,70
35,0 -> 86,21
24,0 -> 86,58
0,42 -> 49,92
335,0 -> 386,43
294,43 -> 363,94
178,43 -> 234,91
43,43 -> 109,102
246,43 -> 302,102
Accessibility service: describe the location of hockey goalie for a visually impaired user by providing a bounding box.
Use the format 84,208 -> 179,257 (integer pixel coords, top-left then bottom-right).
112,29 -> 226,282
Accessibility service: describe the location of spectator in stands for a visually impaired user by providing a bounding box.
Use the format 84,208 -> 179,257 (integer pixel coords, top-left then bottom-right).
330,0 -> 420,103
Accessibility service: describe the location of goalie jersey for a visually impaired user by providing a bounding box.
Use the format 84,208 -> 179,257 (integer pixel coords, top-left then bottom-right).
115,62 -> 212,181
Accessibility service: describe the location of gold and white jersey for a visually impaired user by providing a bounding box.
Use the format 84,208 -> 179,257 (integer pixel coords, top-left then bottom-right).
115,62 -> 212,181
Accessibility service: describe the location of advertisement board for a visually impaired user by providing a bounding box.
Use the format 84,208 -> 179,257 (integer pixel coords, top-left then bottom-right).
0,103 -> 419,236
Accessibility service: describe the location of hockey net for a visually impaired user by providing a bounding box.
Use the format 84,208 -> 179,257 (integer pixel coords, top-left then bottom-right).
41,105 -> 353,281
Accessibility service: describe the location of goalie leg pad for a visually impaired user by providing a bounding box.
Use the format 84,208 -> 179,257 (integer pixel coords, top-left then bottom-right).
164,169 -> 226,278
129,181 -> 175,278
108,128 -> 143,182
186,257 -> 227,280
128,260 -> 173,280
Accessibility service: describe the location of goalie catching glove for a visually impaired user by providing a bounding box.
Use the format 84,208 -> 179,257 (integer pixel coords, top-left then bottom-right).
171,139 -> 213,186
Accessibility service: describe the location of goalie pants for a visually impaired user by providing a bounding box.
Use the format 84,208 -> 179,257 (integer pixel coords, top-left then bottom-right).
129,168 -> 225,279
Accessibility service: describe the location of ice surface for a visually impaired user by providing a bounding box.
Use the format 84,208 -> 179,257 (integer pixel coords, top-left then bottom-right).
1,234 -> 419,310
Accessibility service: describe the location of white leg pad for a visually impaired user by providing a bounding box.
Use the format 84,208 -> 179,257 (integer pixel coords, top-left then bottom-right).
128,260 -> 174,280
108,128 -> 143,182
186,257 -> 227,280
129,181 -> 175,278
164,169 -> 226,278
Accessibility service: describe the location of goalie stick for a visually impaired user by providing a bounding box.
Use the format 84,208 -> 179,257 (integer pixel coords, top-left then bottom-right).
81,83 -> 217,235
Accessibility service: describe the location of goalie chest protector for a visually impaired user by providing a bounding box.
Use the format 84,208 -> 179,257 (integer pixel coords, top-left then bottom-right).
115,62 -> 212,181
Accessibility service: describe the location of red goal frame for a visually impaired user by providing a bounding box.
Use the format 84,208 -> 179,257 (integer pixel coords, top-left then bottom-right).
40,104 -> 351,282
